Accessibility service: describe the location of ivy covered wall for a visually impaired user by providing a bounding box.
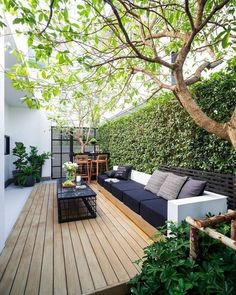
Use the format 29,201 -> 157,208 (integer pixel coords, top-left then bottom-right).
99,68 -> 236,175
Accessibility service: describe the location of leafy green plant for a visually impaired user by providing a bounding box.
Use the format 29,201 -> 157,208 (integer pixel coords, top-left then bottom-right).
129,222 -> 236,295
28,146 -> 51,168
15,165 -> 40,186
12,142 -> 28,171
89,137 -> 98,145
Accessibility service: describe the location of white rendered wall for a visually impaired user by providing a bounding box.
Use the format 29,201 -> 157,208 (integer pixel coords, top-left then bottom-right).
6,107 -> 51,178
0,28 -> 6,252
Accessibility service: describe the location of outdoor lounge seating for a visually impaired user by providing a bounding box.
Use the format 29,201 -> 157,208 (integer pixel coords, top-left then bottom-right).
97,166 -> 228,230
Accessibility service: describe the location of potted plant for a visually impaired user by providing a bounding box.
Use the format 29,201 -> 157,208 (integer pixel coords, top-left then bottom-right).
15,165 -> 40,187
28,146 -> 51,182
12,142 -> 28,185
89,137 -> 98,145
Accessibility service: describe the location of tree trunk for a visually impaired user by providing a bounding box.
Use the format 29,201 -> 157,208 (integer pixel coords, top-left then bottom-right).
80,142 -> 85,153
173,70 -> 236,148
227,109 -> 236,149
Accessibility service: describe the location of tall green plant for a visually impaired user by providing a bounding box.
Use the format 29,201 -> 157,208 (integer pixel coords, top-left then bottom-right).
12,142 -> 28,171
28,146 -> 51,168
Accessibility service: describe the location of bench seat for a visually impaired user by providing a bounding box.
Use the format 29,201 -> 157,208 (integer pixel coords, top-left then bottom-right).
123,189 -> 157,213
140,198 -> 168,227
111,181 -> 144,201
97,168 -> 227,231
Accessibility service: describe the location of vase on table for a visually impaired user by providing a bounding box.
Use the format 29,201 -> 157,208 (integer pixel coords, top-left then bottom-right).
66,171 -> 75,182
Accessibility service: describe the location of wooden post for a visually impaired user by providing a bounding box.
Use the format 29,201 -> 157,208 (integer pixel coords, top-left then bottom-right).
231,220 -> 236,241
189,226 -> 199,260
187,216 -> 236,251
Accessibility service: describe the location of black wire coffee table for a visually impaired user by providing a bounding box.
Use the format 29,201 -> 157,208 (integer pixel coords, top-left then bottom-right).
57,179 -> 97,223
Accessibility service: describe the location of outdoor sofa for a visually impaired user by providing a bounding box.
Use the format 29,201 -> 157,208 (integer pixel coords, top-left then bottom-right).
97,166 -> 228,234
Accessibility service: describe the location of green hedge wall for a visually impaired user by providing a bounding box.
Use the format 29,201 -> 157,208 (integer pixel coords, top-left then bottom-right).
98,69 -> 236,175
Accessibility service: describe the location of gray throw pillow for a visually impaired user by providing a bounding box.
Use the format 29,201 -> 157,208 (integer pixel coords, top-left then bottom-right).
178,178 -> 207,199
144,170 -> 169,194
158,173 -> 188,200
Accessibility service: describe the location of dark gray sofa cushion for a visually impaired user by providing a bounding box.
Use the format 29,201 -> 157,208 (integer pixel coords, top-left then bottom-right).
111,180 -> 144,201
178,178 -> 207,199
103,179 -> 114,192
123,189 -> 157,214
144,170 -> 169,194
158,173 -> 188,200
104,170 -> 116,178
140,198 -> 167,228
98,174 -> 109,186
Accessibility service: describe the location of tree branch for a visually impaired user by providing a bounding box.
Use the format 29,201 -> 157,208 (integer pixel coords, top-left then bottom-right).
185,59 -> 223,85
132,66 -> 174,90
147,31 -> 187,41
184,0 -> 195,30
198,0 -> 231,31
104,0 -> 173,69
195,0 -> 206,28
39,0 -> 55,35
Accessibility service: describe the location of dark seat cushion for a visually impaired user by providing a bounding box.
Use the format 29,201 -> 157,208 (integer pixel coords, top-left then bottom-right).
103,179 -> 114,193
140,198 -> 168,228
97,174 -> 109,186
111,180 -> 144,201
123,189 -> 157,214
104,170 -> 116,178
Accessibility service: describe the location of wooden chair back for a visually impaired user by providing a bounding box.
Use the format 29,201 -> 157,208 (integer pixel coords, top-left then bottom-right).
96,154 -> 108,162
75,154 -> 89,163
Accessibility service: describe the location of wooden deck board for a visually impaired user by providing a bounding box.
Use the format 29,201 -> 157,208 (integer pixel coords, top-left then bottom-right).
0,181 -> 153,295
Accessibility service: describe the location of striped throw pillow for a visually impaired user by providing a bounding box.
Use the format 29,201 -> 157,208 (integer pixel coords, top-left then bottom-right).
144,170 -> 169,194
158,173 -> 188,200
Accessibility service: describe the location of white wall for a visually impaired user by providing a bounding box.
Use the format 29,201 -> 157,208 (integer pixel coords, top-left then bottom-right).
6,106 -> 51,179
0,27 -> 6,252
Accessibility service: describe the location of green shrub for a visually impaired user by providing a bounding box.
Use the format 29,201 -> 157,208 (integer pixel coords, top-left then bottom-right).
129,222 -> 236,295
98,65 -> 236,175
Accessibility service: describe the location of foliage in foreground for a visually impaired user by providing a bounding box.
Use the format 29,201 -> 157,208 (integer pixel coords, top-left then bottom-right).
129,222 -> 236,295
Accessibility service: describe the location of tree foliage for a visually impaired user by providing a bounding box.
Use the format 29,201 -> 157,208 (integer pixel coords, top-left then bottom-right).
1,0 -> 236,147
98,65 -> 236,174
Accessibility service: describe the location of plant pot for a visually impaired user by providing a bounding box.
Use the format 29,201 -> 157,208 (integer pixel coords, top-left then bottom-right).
36,166 -> 42,183
12,170 -> 20,185
23,175 -> 35,187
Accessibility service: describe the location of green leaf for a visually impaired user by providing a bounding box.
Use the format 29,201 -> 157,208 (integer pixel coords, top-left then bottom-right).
39,12 -> 44,22
41,71 -> 47,79
222,32 -> 230,48
13,18 -> 22,24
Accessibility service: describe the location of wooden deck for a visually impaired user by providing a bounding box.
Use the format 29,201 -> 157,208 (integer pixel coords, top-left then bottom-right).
0,181 -> 153,295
